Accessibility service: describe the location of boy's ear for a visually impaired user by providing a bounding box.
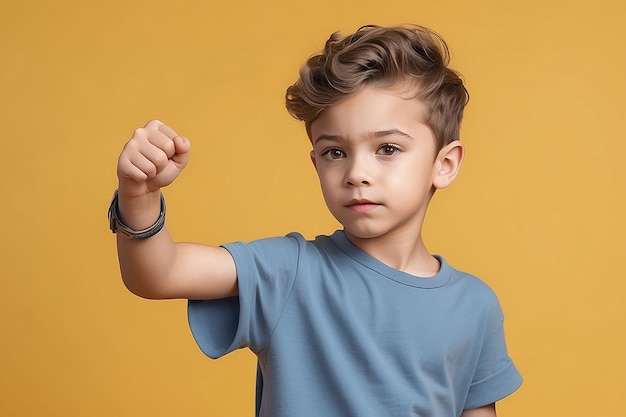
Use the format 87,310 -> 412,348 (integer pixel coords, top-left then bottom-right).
310,150 -> 317,170
432,141 -> 464,190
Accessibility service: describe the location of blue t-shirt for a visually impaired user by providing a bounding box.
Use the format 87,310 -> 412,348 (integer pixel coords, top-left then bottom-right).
188,231 -> 522,417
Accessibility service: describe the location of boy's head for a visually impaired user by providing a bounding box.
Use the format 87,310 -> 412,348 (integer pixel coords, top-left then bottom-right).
285,25 -> 469,151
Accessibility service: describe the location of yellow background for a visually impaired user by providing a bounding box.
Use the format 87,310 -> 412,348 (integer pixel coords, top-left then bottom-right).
1,0 -> 624,416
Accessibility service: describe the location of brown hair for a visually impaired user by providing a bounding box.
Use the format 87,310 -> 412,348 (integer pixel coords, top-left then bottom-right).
285,25 -> 469,150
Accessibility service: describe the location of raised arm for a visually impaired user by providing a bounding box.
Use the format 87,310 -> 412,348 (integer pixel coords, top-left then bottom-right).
113,120 -> 237,300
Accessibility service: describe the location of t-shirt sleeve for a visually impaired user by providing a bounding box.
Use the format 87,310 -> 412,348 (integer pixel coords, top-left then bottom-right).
464,303 -> 523,409
187,234 -> 302,359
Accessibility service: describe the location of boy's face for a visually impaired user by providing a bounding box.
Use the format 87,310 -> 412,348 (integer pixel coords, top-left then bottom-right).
310,86 -> 449,243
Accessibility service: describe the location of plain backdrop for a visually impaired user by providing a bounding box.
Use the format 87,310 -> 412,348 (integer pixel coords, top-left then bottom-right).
1,1 -> 625,416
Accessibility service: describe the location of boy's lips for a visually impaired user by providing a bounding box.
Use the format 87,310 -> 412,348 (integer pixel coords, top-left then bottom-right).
346,199 -> 381,212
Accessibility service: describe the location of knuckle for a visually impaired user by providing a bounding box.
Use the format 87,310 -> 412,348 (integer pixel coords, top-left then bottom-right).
145,119 -> 162,128
153,151 -> 168,167
162,140 -> 176,156
132,127 -> 146,138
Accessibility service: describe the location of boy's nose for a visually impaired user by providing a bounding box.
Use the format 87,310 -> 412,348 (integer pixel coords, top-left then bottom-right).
346,178 -> 370,186
344,157 -> 372,187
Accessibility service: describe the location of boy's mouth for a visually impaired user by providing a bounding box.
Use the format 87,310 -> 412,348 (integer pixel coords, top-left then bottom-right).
346,199 -> 381,212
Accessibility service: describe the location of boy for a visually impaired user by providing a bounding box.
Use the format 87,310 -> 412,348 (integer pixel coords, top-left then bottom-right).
110,25 -> 521,416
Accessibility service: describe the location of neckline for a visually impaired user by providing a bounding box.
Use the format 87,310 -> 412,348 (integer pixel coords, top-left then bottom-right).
328,230 -> 452,289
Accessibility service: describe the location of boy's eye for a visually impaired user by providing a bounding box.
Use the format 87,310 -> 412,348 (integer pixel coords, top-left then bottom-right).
322,148 -> 346,160
377,144 -> 400,156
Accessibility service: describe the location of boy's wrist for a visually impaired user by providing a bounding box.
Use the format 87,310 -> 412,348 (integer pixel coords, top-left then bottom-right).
108,189 -> 166,239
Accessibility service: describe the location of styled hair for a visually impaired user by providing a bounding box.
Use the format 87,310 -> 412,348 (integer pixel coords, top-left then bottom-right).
285,25 -> 469,150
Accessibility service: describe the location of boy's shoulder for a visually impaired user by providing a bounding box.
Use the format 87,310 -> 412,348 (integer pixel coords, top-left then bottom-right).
231,231 -> 499,292
247,232 -> 501,302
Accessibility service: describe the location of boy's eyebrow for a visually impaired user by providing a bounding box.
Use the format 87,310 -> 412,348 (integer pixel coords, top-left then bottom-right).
372,129 -> 414,141
313,128 -> 414,144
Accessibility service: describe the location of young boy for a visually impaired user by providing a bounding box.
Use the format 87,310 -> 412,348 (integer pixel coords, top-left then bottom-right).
110,25 -> 521,417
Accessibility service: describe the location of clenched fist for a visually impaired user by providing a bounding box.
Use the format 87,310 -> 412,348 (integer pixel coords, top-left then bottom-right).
117,120 -> 191,198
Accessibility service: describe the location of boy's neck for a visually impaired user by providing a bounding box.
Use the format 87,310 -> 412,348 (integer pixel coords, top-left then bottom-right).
343,230 -> 440,278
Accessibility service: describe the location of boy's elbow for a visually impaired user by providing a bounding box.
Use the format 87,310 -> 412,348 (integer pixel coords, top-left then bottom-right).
120,274 -> 173,300
124,285 -> 164,300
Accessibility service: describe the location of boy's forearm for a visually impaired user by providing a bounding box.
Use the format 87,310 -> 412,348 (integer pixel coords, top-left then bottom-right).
115,191 -> 178,299
116,228 -> 178,299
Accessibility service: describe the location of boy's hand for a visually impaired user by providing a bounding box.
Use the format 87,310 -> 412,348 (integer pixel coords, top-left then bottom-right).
117,120 -> 191,198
